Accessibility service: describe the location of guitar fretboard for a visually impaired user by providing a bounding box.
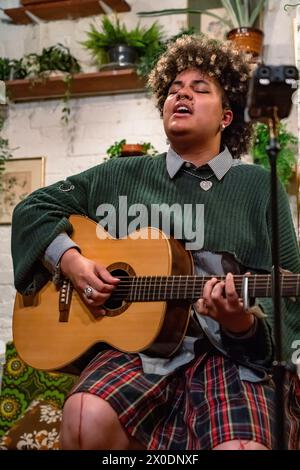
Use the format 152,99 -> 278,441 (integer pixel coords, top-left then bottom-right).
111,274 -> 300,302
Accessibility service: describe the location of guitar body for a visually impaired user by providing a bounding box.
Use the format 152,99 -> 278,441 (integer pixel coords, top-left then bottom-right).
13,215 -> 194,371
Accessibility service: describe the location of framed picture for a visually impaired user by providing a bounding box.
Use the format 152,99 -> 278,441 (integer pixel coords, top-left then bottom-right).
0,157 -> 45,225
200,7 -> 229,40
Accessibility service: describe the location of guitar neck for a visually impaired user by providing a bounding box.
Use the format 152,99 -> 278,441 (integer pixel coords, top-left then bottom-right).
113,274 -> 300,302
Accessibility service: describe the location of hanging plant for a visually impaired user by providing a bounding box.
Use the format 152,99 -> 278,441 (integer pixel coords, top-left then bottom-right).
0,45 -> 81,125
23,44 -> 81,125
0,115 -> 13,193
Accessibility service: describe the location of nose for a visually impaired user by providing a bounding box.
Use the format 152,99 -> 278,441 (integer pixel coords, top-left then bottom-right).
176,86 -> 192,101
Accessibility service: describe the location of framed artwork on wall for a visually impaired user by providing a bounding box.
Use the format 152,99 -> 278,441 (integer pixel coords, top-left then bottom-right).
200,7 -> 229,40
0,157 -> 45,225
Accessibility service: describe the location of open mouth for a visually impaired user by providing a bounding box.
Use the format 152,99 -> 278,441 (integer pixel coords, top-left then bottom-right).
173,104 -> 192,116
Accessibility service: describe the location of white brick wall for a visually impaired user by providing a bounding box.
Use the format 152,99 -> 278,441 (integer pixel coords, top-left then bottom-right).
0,0 -> 298,342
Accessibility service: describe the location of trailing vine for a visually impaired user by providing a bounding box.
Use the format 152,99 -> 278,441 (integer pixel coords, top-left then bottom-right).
0,113 -> 13,191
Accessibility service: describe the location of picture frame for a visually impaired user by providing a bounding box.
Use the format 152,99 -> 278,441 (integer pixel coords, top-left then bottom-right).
0,157 -> 45,225
200,7 -> 229,40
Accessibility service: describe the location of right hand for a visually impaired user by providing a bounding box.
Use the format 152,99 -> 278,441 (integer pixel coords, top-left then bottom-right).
60,248 -> 120,317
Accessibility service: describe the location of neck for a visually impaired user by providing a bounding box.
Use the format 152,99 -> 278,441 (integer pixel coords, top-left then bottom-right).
170,140 -> 221,167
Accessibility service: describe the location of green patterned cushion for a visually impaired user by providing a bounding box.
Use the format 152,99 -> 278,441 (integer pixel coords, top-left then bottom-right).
0,342 -> 77,438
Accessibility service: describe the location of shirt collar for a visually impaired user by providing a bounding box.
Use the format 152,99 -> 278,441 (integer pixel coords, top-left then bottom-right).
166,146 -> 235,180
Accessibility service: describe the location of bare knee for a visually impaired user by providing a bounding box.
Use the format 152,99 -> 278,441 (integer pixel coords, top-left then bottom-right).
60,393 -> 132,450
213,439 -> 269,450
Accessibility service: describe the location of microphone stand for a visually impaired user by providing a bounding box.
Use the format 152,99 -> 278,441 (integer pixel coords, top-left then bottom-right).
266,108 -> 287,450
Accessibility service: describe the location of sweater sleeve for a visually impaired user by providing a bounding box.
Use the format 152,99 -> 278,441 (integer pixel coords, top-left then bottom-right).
11,168 -> 94,295
258,180 -> 300,364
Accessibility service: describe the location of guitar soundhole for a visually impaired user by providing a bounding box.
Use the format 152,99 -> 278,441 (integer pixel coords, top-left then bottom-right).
103,264 -> 135,316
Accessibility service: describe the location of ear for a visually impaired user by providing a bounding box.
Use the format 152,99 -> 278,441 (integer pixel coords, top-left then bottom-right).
222,109 -> 233,128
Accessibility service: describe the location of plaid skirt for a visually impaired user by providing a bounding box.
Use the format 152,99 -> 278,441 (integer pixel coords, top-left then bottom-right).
69,349 -> 300,450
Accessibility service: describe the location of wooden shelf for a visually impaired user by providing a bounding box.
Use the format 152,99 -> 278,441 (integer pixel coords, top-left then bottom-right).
4,0 -> 131,24
6,69 -> 146,102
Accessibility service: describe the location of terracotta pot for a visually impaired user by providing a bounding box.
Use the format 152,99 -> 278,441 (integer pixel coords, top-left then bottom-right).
120,144 -> 145,157
226,27 -> 264,57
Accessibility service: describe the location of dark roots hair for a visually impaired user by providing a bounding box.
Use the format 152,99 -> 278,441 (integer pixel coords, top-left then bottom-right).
148,35 -> 253,158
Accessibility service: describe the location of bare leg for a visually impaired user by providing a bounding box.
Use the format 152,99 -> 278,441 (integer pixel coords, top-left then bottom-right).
60,392 -> 144,450
213,439 -> 269,450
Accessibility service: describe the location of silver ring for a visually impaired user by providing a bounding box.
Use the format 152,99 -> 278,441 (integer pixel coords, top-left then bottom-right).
83,285 -> 93,299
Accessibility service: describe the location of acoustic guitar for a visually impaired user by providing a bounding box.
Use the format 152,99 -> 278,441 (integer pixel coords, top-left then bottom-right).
13,215 -> 300,371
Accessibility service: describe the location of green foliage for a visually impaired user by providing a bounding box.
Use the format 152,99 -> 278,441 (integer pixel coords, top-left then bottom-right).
82,15 -> 164,71
138,0 -> 268,30
137,27 -> 196,78
0,45 -> 80,81
250,122 -> 297,188
0,45 -> 81,124
38,44 -> 81,75
0,58 -> 12,81
0,115 -> 13,192
106,139 -> 158,160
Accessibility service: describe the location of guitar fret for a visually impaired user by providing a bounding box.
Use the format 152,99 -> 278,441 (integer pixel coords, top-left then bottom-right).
148,276 -> 151,301
141,276 -> 145,301
130,276 -> 136,301
169,275 -> 174,300
152,276 -> 156,302
157,276 -> 162,301
185,276 -> 188,300
126,273 -> 300,302
135,276 -> 139,302
253,274 -> 256,298
193,275 -> 196,301
164,275 -> 168,300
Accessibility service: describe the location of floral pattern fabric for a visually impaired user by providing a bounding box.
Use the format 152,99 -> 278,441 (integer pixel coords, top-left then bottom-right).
0,342 -> 77,442
0,400 -> 62,450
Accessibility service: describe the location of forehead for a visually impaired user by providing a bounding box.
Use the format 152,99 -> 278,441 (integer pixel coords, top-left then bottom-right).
171,68 -> 220,89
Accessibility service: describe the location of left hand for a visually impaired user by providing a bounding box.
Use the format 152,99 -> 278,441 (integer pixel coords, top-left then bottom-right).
194,272 -> 255,334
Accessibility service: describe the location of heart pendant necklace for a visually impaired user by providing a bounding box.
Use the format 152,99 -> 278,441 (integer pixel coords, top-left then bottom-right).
182,169 -> 214,191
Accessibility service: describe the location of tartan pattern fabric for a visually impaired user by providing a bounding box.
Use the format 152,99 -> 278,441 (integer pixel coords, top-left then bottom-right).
69,349 -> 300,450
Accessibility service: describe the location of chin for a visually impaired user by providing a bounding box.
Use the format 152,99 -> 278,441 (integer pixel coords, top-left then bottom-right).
167,128 -> 191,139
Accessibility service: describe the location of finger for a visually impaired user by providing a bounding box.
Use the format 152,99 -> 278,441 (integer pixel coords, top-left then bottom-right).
210,281 -> 227,309
82,288 -> 112,305
90,307 -> 107,318
86,274 -> 118,294
97,266 -> 120,284
194,298 -> 209,316
224,273 -> 239,305
202,277 -> 219,306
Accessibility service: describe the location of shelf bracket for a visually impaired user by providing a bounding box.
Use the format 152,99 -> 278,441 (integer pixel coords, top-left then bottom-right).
24,9 -> 42,24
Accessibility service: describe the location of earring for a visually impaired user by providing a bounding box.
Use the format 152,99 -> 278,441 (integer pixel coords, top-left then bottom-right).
221,123 -> 226,132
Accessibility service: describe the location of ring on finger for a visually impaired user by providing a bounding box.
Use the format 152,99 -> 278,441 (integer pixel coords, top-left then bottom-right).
83,285 -> 93,299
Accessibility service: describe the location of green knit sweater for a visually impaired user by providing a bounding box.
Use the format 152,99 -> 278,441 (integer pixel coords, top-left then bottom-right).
11,154 -> 300,362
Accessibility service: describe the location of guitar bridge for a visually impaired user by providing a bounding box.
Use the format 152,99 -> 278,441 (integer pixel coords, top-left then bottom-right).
59,279 -> 73,322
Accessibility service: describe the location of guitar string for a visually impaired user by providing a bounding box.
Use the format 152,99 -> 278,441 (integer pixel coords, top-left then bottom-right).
107,276 -> 298,296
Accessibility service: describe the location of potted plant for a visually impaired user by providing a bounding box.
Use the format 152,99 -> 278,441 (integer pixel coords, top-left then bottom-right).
82,15 -> 164,71
250,122 -> 298,189
4,44 -> 81,124
138,1 -> 268,57
137,26 -> 196,78
106,139 -> 158,160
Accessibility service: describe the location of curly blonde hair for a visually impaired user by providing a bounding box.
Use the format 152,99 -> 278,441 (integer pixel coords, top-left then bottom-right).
148,35 -> 252,158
